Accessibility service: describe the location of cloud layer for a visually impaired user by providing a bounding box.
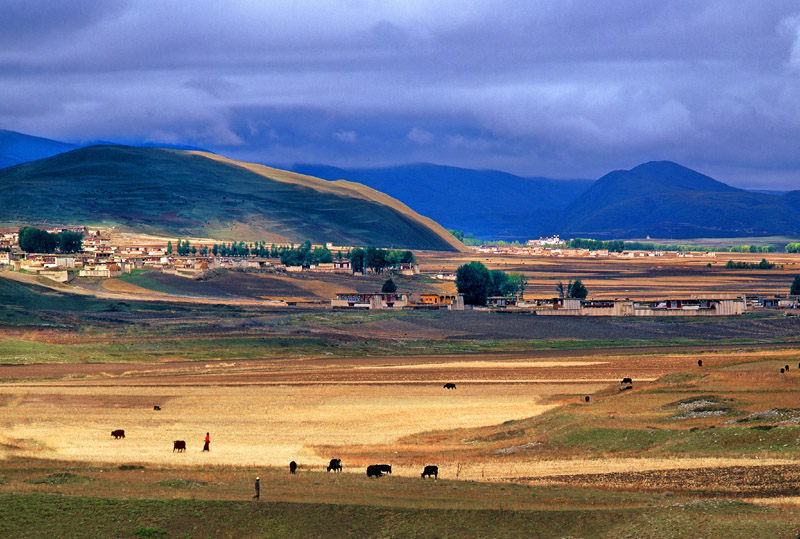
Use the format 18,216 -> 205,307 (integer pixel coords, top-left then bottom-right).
2,1 -> 799,188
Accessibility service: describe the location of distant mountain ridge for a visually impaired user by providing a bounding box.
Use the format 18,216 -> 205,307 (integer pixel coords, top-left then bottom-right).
3,130 -> 799,241
0,146 -> 464,251
0,130 -> 78,169
556,161 -> 800,239
291,163 -> 594,240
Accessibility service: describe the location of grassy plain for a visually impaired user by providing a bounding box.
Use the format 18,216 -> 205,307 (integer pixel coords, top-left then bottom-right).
2,250 -> 800,536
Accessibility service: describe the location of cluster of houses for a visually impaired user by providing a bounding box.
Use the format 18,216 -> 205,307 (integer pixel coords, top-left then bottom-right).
473,244 -> 720,259
0,230 -> 417,284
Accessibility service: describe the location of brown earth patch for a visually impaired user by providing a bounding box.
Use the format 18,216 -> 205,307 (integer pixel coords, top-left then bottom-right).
524,464 -> 800,498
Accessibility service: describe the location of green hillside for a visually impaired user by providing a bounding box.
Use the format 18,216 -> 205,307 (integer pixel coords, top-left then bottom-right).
0,146 -> 464,251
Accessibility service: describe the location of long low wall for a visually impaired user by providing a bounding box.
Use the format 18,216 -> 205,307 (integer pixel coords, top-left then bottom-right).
526,299 -> 746,317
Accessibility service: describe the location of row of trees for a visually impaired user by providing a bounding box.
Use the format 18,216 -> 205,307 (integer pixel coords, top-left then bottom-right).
281,241 -> 333,267
567,238 -> 625,252
570,238 -> 776,253
169,240 -> 299,258
454,262 -> 528,305
166,239 -> 414,275
349,247 -> 415,274
19,227 -> 83,254
725,259 -> 776,270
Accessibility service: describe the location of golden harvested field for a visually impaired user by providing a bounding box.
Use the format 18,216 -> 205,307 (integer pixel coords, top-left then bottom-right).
0,354 -> 604,474
5,345 -> 798,484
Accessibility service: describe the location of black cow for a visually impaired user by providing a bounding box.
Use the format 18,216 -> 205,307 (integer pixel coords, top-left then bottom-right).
443,383 -> 457,389
111,429 -> 125,439
697,360 -> 702,367
786,365 -> 790,371
173,440 -> 186,452
327,458 -> 342,472
289,461 -> 297,474
621,377 -> 633,385
781,368 -> 785,374
421,465 -> 438,479
153,406 -> 161,411
375,464 -> 392,474
584,396 -> 590,403
366,465 -> 383,478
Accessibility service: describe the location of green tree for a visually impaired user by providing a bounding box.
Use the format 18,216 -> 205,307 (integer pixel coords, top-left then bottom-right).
556,279 -> 588,299
57,231 -> 83,253
167,241 -> 173,255
311,246 -> 333,264
381,277 -> 397,293
456,261 -> 491,305
488,269 -> 514,297
507,272 -> 528,298
448,229 -> 464,242
400,250 -> 416,264
350,248 -> 366,274
19,227 -> 57,253
569,279 -> 588,299
366,246 -> 388,273
791,276 -> 800,296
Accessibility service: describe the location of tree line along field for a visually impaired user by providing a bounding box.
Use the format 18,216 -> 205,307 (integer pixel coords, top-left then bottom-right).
3,250 -> 800,536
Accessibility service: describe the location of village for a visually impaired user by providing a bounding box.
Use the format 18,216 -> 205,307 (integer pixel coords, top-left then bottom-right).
1,227 -> 798,316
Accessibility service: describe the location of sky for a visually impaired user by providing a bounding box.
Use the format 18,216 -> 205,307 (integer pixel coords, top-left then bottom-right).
2,1 -> 800,189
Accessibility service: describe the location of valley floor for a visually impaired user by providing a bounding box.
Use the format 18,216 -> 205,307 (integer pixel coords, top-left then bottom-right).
2,268 -> 800,536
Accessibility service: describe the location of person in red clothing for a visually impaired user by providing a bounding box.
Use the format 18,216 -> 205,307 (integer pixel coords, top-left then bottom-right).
202,432 -> 210,452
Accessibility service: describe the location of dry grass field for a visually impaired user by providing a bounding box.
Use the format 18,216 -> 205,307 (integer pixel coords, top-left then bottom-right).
0,355 -> 604,473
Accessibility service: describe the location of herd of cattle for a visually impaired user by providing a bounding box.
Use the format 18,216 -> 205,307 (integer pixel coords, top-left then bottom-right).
110,430 -> 438,479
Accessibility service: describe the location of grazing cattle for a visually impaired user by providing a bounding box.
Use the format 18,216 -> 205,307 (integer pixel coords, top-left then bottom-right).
786,365 -> 790,371
619,385 -> 633,392
421,465 -> 438,479
781,368 -> 785,373
327,458 -> 342,472
697,360 -> 702,367
111,429 -> 125,439
289,461 -> 297,474
173,440 -> 186,452
153,406 -> 161,411
584,396 -> 590,403
366,465 -> 383,478
621,377 -> 633,385
375,464 -> 392,474
443,383 -> 457,389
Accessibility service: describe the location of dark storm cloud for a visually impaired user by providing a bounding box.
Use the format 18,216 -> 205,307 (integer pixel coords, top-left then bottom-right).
2,1 -> 800,188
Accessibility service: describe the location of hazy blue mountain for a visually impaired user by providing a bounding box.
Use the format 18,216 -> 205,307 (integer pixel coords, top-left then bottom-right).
0,130 -> 78,169
291,163 -> 593,240
0,146 -> 463,251
555,161 -> 800,239
0,130 -> 212,169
